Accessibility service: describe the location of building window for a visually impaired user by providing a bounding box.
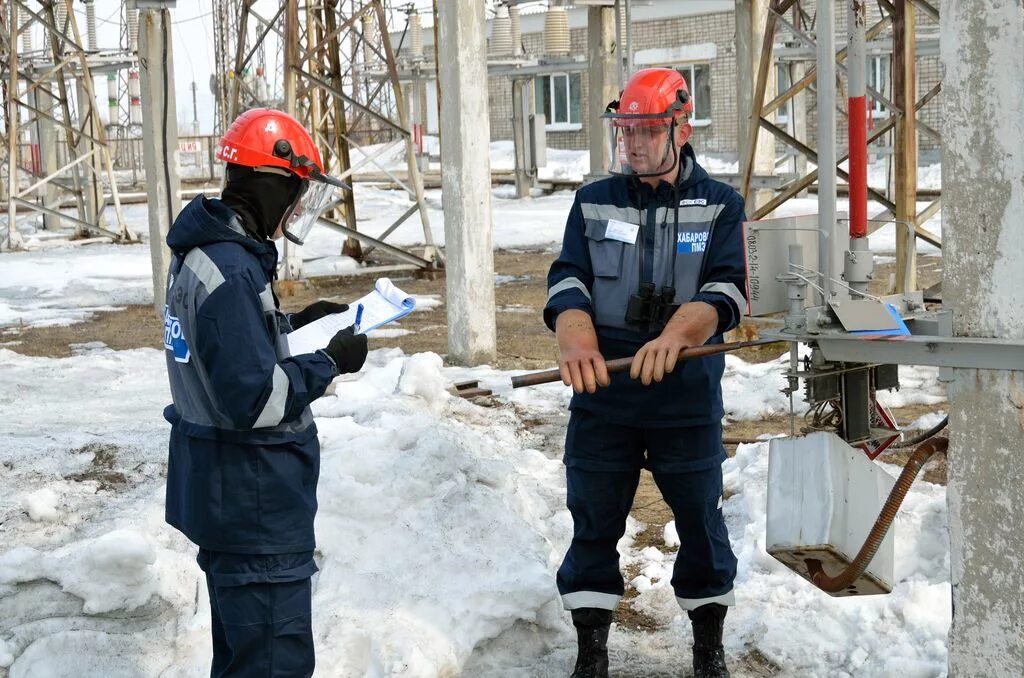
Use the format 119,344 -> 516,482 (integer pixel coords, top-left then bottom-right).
775,64 -> 792,127
535,73 -> 582,129
675,63 -> 711,125
867,55 -> 889,118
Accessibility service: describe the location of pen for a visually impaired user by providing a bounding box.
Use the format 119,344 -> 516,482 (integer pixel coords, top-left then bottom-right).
353,303 -> 364,333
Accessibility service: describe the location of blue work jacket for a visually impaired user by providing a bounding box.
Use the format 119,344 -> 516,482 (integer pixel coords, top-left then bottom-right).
162,196 -> 337,554
544,144 -> 748,427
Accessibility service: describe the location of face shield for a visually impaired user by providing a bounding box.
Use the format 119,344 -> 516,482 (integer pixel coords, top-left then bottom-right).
602,112 -> 680,178
279,170 -> 348,246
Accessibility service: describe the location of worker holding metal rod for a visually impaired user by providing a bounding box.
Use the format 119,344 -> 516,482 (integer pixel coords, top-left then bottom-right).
543,68 -> 750,678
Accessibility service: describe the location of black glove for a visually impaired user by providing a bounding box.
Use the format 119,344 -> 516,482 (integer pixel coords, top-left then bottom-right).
289,300 -> 349,330
320,325 -> 368,375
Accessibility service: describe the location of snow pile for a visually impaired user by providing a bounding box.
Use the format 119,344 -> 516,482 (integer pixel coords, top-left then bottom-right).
908,410 -> 947,431
0,347 -> 572,677
623,443 -> 950,676
0,530 -> 158,614
877,366 -> 946,408
0,341 -> 955,676
0,245 -> 153,328
22,488 -> 60,523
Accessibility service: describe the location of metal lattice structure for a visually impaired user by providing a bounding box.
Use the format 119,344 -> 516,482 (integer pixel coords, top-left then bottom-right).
1,0 -> 134,251
740,0 -> 942,293
212,0 -> 440,278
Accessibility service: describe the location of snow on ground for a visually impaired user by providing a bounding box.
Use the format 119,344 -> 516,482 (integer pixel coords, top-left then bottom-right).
1,148 -> 952,677
0,336 -> 951,677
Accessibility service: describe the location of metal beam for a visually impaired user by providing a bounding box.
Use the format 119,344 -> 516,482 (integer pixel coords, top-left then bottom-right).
319,215 -> 435,269
893,0 -> 918,293
812,334 -> 1024,371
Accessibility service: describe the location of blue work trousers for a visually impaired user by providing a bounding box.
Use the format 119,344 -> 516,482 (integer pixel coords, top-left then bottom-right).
557,409 -> 737,612
198,550 -> 317,678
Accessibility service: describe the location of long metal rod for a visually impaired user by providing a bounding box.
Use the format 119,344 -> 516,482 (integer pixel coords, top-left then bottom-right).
817,0 -> 839,305
11,196 -> 124,239
510,340 -> 784,389
319,215 -> 435,269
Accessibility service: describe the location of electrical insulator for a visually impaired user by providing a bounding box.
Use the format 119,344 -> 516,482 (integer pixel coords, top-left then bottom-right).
85,0 -> 98,52
490,5 -> 512,58
19,5 -> 32,53
128,69 -> 141,125
509,5 -> 521,57
107,73 -> 119,127
127,3 -> 139,53
409,11 -> 422,59
544,6 -> 570,57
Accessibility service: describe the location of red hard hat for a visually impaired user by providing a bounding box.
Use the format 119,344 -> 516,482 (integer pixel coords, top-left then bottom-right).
617,68 -> 692,119
216,108 -> 324,179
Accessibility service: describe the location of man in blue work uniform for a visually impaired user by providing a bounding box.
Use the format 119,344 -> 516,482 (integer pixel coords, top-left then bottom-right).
544,69 -> 748,678
163,108 -> 368,677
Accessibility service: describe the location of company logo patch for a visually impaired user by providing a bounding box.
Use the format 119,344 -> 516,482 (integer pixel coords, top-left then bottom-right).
679,198 -> 707,206
677,230 -> 709,254
628,101 -> 639,112
163,305 -> 191,363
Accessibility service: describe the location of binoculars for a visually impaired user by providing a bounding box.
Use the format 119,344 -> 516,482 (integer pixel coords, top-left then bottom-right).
625,282 -> 680,327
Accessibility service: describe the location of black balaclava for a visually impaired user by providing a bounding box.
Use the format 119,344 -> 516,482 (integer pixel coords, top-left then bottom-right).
220,163 -> 304,241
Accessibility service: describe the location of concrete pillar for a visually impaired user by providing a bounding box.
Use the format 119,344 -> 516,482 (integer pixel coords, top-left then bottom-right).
436,0 -> 496,365
33,86 -> 61,230
138,9 -> 182,312
735,0 -> 775,211
942,1 -> 1024,674
586,6 -> 617,181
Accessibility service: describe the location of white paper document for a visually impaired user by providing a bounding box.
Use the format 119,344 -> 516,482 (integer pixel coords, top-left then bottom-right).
286,278 -> 416,356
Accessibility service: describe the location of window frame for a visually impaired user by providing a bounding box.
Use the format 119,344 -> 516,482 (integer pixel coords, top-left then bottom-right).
867,55 -> 889,119
674,63 -> 712,127
535,72 -> 583,131
775,63 -> 792,127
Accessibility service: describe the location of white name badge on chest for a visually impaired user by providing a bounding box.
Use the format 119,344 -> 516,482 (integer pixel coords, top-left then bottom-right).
604,219 -> 639,244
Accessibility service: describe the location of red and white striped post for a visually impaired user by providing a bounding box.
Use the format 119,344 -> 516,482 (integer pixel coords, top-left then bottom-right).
845,0 -> 872,298
847,0 -> 868,241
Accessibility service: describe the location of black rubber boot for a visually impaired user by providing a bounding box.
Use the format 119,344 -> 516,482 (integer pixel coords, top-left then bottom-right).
688,603 -> 730,678
569,608 -> 612,678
